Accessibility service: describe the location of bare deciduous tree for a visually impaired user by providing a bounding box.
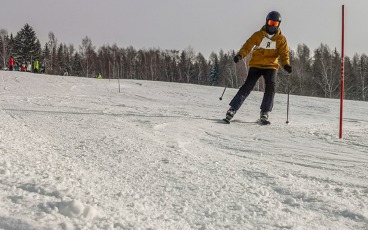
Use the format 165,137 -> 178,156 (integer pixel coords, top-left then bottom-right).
79,36 -> 95,78
0,29 -> 10,68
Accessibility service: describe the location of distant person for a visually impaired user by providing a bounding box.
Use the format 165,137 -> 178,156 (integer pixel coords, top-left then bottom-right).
27,62 -> 32,72
97,73 -> 102,79
40,62 -> 46,73
8,56 -> 15,71
21,63 -> 26,72
223,11 -> 292,125
33,59 -> 39,73
14,62 -> 20,71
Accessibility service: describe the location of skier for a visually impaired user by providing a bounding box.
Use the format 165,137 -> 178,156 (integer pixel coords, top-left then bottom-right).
224,11 -> 292,124
33,59 -> 39,73
40,61 -> 46,73
27,62 -> 32,72
21,63 -> 26,72
8,56 -> 15,71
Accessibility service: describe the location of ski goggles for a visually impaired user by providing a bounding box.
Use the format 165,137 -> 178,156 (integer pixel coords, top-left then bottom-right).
267,20 -> 280,27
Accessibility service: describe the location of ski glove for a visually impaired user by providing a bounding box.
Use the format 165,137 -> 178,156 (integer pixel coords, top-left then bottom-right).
233,54 -> 242,63
284,64 -> 292,73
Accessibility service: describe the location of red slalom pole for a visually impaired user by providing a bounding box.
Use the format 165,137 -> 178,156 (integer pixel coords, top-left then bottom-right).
339,5 -> 345,139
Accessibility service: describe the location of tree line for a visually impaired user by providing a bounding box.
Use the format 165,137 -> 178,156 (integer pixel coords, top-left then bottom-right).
1,24 -> 367,101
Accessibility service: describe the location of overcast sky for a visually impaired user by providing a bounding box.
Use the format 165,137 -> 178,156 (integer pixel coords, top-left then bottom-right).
0,0 -> 365,58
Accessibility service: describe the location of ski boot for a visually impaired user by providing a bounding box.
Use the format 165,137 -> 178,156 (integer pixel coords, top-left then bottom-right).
223,107 -> 237,124
259,111 -> 271,125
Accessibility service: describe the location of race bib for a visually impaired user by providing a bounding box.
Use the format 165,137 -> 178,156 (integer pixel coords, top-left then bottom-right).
258,37 -> 276,49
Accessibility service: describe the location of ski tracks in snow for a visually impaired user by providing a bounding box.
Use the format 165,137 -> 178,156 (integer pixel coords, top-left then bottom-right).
1,74 -> 368,229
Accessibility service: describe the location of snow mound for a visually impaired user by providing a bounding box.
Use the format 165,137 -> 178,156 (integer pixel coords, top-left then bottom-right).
57,199 -> 99,219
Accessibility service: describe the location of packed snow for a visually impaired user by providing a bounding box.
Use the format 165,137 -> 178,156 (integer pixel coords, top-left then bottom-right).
0,71 -> 367,230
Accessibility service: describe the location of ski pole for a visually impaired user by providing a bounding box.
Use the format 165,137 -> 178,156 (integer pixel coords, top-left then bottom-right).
286,51 -> 292,124
219,87 -> 227,100
286,75 -> 290,124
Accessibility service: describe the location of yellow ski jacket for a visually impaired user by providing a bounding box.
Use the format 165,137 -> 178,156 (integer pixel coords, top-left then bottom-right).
34,60 -> 39,70
237,26 -> 290,70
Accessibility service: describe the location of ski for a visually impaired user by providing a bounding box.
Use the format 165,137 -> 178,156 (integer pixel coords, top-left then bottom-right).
223,118 -> 271,125
257,119 -> 271,125
223,118 -> 231,124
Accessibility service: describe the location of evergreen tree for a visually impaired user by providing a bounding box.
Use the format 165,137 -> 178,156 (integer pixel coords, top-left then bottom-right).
57,43 -> 65,74
35,39 -> 42,60
344,56 -> 357,100
51,44 -> 58,74
72,52 -> 82,76
42,43 -> 51,73
294,44 -> 312,96
64,44 -> 75,75
209,52 -> 219,86
13,24 -> 40,63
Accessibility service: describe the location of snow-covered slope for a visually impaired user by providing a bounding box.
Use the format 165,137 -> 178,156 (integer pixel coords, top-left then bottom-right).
0,71 -> 367,229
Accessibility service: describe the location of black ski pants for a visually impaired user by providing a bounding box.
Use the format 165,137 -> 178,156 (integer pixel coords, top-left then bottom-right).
229,67 -> 277,112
